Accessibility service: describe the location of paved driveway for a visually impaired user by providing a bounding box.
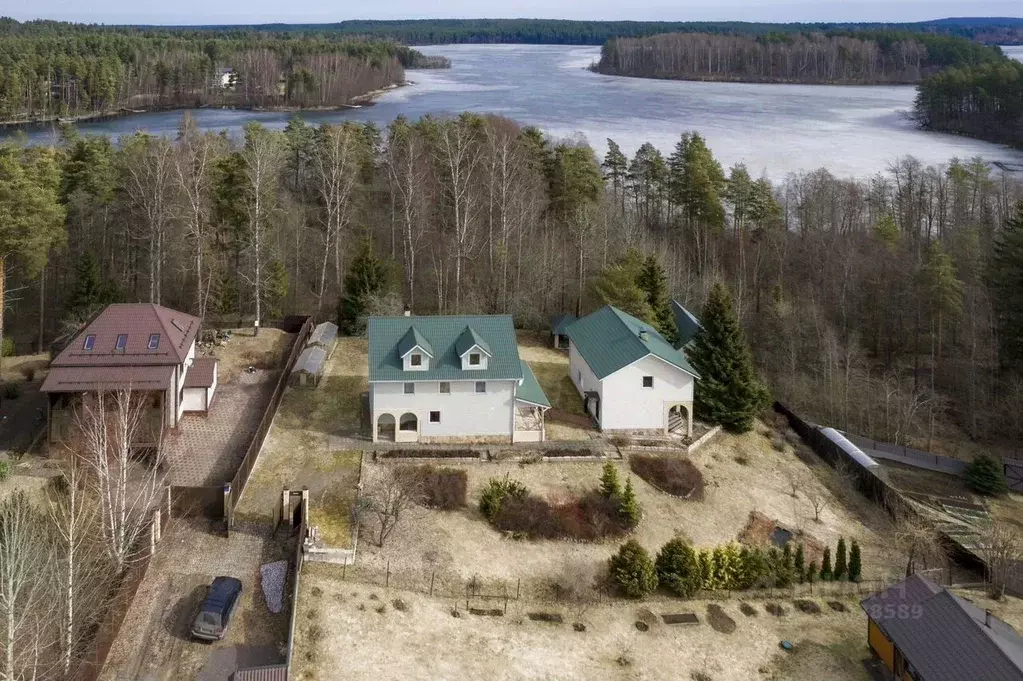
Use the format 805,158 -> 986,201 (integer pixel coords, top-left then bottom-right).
100,521 -> 293,681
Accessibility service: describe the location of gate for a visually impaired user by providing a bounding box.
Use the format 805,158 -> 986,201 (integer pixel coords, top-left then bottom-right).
1005,460 -> 1023,493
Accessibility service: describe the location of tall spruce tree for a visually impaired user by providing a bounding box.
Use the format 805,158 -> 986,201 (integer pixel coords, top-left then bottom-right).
990,202 -> 1023,367
65,251 -> 117,321
637,254 -> 678,344
848,540 -> 862,582
687,282 -> 770,432
338,239 -> 390,336
834,537 -> 848,581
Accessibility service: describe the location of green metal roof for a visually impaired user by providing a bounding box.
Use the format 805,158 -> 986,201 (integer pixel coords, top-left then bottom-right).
566,306 -> 700,381
454,326 -> 492,357
516,360 -> 551,408
368,315 -> 522,382
397,326 -> 433,358
671,299 -> 702,349
551,313 -> 577,336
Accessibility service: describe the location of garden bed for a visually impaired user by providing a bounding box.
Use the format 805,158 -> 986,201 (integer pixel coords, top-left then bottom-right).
629,454 -> 704,499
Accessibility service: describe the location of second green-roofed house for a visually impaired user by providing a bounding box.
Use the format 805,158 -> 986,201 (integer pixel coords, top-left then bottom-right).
368,313 -> 550,444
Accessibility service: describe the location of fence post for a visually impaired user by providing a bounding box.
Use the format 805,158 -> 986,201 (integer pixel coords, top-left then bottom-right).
516,579 -> 520,600
342,560 -> 347,580
152,509 -> 162,544
386,560 -> 390,588
223,482 -> 233,536
430,572 -> 435,597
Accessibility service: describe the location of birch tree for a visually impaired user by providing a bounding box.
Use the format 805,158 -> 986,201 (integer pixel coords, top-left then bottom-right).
240,123 -> 285,333
385,116 -> 431,310
120,133 -> 175,305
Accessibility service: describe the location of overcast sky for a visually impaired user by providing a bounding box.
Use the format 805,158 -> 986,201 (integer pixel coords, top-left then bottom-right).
8,0 -> 1021,26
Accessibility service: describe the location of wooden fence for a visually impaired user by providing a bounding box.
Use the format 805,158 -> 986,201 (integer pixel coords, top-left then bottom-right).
70,491 -> 172,681
169,485 -> 224,518
228,316 -> 314,528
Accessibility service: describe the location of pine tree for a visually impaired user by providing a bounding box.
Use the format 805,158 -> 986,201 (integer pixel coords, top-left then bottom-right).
66,251 -> 117,321
698,549 -> 714,591
687,282 -> 770,433
262,259 -> 289,319
601,138 -> 628,206
608,540 -> 657,598
655,537 -> 701,598
820,547 -> 833,581
834,538 -> 848,581
989,202 -> 1023,366
806,561 -> 818,585
777,543 -> 794,588
593,249 -> 652,322
848,540 -> 862,582
617,477 -> 641,530
794,544 -> 805,584
599,462 -> 622,499
338,239 -> 391,336
965,454 -> 1009,496
637,254 -> 678,344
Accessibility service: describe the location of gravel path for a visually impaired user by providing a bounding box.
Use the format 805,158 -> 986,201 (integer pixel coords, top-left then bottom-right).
260,560 -> 288,614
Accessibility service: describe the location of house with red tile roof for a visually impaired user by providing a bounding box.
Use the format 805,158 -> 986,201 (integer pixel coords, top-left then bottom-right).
41,303 -> 218,446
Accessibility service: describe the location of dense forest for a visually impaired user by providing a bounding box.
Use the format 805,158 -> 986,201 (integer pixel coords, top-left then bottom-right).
2,113 -> 1023,466
184,18 -> 1023,46
915,59 -> 1023,148
594,31 -> 1005,84
0,19 -> 447,123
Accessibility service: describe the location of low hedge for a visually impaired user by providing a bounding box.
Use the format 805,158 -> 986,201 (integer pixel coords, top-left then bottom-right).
378,449 -> 479,459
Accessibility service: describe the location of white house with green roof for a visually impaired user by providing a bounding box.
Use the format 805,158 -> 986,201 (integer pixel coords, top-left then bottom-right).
367,314 -> 551,444
566,306 -> 699,437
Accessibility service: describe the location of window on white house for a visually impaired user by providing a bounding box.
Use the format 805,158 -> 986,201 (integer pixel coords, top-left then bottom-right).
469,353 -> 481,366
115,334 -> 128,351
404,382 -> 415,394
642,376 -> 654,388
430,411 -> 441,423
439,382 -> 450,394
83,335 -> 96,351
148,334 -> 160,350
410,353 -> 422,367
475,381 -> 486,394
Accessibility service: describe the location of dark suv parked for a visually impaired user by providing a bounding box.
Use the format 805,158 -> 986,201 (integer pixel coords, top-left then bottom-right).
191,576 -> 242,641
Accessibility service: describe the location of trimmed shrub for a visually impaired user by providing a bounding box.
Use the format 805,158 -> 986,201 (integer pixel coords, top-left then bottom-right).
0,461 -> 10,483
834,538 -> 848,581
629,455 -> 704,499
1,383 -> 20,400
848,540 -> 862,582
599,462 -> 622,498
1,337 -> 14,357
794,544 -> 805,584
806,561 -> 818,585
479,476 -> 528,522
493,491 -> 627,541
656,538 -> 702,598
608,540 -> 658,598
404,465 -> 467,510
965,454 -> 1008,496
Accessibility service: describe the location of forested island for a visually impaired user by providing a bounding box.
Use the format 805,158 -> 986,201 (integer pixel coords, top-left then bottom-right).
593,31 -> 1005,84
0,19 -> 448,125
915,60 -> 1023,148
197,17 -> 1023,46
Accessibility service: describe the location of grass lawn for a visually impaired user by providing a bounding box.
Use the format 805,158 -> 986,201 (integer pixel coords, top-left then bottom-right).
516,331 -> 594,441
0,353 -> 49,382
236,338 -> 367,546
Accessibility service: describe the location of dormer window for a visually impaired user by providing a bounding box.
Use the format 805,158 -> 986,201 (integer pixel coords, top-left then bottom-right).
410,353 -> 422,367
115,334 -> 128,351
469,353 -> 481,366
148,334 -> 160,350
82,335 -> 96,351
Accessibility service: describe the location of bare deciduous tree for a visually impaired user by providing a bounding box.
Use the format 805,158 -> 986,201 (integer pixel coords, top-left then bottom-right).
804,485 -> 830,523
240,123 -> 285,334
977,520 -> 1022,600
362,467 -> 425,547
894,512 -> 949,579
74,389 -> 165,573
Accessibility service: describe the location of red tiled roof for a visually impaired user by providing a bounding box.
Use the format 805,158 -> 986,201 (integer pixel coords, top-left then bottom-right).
183,357 -> 218,389
41,365 -> 175,393
53,304 -> 200,368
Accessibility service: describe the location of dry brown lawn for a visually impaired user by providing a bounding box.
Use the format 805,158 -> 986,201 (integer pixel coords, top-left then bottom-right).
356,427 -> 904,597
0,353 -> 49,382
209,328 -> 291,383
293,562 -> 873,681
235,338 -> 367,546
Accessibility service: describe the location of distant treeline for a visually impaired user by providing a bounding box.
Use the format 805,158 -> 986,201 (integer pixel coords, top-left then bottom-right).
0,19 -> 445,122
146,18 -> 1023,46
594,31 -> 1005,84
915,60 -> 1023,148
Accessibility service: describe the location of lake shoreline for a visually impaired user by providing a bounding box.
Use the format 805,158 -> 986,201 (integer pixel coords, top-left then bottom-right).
589,65 -> 921,87
0,80 -> 412,133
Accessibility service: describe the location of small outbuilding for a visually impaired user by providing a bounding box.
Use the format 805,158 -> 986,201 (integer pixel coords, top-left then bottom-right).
306,322 -> 338,358
291,346 -> 327,387
551,313 -> 577,349
181,357 -> 219,414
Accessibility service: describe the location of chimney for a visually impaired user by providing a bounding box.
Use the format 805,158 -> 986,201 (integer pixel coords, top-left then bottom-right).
638,329 -> 649,342
403,304 -> 411,318
986,609 -> 993,628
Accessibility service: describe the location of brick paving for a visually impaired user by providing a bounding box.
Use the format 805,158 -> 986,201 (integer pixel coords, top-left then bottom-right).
163,370 -> 276,487
100,520 -> 293,681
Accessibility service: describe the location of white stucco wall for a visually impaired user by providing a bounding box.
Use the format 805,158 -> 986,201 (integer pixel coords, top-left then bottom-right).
599,355 -> 695,431
172,340 -> 198,425
371,379 -> 516,439
181,387 -> 206,412
568,340 -> 602,419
